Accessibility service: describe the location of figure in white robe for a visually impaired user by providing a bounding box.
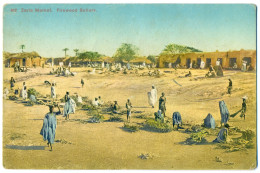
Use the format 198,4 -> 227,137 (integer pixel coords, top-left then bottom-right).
101,62 -> 105,68
241,61 -> 247,72
92,98 -> 99,107
168,63 -> 172,68
22,82 -> 27,100
77,95 -> 82,103
200,61 -> 205,69
89,68 -> 96,74
148,85 -> 157,108
64,97 -> 76,117
216,60 -> 220,66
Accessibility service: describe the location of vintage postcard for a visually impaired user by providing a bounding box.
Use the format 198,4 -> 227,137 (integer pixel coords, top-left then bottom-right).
2,4 -> 257,169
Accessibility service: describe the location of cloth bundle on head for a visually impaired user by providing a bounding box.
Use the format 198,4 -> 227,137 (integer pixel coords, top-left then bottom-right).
219,100 -> 229,125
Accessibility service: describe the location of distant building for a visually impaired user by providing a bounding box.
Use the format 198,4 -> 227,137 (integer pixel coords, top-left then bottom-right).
158,49 -> 256,70
4,52 -> 45,67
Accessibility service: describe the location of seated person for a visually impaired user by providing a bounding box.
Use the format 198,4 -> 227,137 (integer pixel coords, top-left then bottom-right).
112,101 -> 120,113
92,98 -> 99,107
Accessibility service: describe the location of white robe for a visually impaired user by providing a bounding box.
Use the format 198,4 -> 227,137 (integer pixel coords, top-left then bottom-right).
51,86 -> 56,98
77,96 -> 82,103
200,61 -> 205,69
22,86 -> 27,99
92,100 -> 99,107
64,98 -> 76,116
148,88 -> 157,106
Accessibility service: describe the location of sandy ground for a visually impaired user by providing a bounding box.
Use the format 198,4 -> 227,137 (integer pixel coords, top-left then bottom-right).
2,67 -> 257,169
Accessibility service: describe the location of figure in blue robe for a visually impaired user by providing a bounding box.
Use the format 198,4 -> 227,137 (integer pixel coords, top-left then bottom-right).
219,100 -> 229,126
172,112 -> 182,130
40,105 -> 61,151
204,113 -> 216,129
213,126 -> 229,143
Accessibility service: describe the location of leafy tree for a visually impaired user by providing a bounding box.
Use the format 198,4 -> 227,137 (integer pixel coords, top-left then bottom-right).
147,55 -> 156,64
62,48 -> 69,57
73,49 -> 79,57
160,44 -> 202,55
20,45 -> 25,53
78,51 -> 102,62
114,43 -> 139,62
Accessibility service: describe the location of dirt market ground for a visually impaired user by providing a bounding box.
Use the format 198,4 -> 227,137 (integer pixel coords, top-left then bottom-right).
2,67 -> 257,169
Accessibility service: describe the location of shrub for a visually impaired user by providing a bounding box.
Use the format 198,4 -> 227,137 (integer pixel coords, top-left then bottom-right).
143,119 -> 172,133
184,130 -> 208,145
217,129 -> 255,152
27,88 -> 39,97
123,123 -> 140,132
107,116 -> 124,122
87,109 -> 104,123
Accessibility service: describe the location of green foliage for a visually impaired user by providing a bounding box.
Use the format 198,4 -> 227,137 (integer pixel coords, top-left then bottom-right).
20,45 -> 25,52
62,48 -> 69,57
88,109 -> 104,123
123,123 -> 140,132
135,114 -> 148,119
143,119 -> 172,133
242,130 -> 255,141
217,129 -> 255,152
107,116 -> 124,122
147,55 -> 156,64
73,49 -> 79,56
27,88 -> 39,97
114,43 -> 139,62
184,130 -> 208,145
78,51 -> 102,62
160,44 -> 202,55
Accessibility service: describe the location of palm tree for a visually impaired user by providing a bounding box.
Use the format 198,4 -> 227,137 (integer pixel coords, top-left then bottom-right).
73,49 -> 79,57
62,48 -> 69,57
20,45 -> 25,53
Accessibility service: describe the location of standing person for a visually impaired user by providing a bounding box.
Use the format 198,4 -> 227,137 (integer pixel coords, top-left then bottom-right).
81,79 -> 84,88
126,99 -> 132,122
159,92 -> 166,117
40,104 -> 61,151
148,85 -> 157,108
22,82 -> 27,100
10,77 -> 15,90
51,83 -> 56,99
240,97 -> 247,120
68,62 -> 71,71
63,92 -> 72,120
227,79 -> 232,94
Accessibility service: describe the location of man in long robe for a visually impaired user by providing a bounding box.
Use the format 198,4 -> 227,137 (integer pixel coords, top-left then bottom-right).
219,100 -> 230,126
148,85 -> 157,108
40,105 -> 61,151
63,92 -> 76,120
22,82 -> 27,100
159,92 -> 166,117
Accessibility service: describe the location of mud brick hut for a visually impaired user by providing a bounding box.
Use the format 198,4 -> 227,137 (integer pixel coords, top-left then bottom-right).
130,56 -> 152,66
4,51 -> 45,67
158,49 -> 256,70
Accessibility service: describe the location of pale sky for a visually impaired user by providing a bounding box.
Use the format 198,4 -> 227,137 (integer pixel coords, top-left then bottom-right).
3,4 -> 256,57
